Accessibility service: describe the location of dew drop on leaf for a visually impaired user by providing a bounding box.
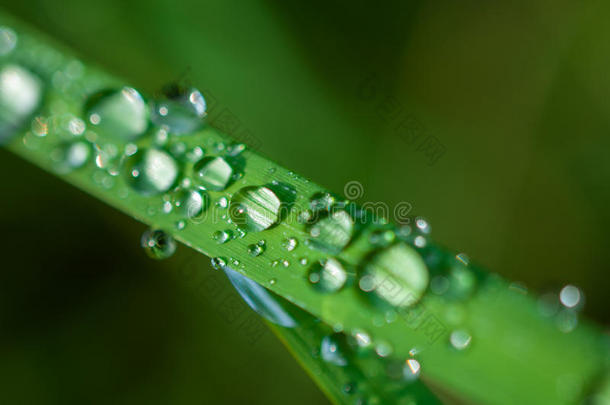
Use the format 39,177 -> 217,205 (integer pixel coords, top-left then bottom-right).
141,229 -> 176,260
308,258 -> 348,293
151,87 -> 206,134
123,148 -> 179,196
0,64 -> 43,143
230,186 -> 281,231
85,87 -> 148,141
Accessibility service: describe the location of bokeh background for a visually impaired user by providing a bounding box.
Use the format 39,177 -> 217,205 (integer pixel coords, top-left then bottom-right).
1,1 -> 609,404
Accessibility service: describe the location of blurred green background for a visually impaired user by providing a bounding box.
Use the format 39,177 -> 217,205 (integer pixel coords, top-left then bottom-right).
1,1 -> 609,404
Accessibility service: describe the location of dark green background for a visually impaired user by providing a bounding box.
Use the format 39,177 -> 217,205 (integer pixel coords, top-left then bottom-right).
1,1 -> 609,404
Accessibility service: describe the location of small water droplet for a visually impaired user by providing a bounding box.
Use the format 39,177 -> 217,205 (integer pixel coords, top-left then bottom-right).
227,143 -> 246,156
175,220 -> 186,230
151,87 -> 206,134
269,278 -> 277,285
173,187 -> 208,218
320,334 -> 348,366
51,141 -> 91,173
403,359 -> 421,381
230,186 -> 281,231
375,341 -> 393,357
216,196 -> 229,208
299,258 -> 309,266
213,230 -> 232,244
123,148 -> 179,196
559,285 -> 582,309
351,329 -> 372,349
85,87 -> 148,140
248,243 -> 265,257
414,217 -> 431,234
211,257 -> 227,270
0,26 -> 17,56
141,229 -> 176,260
449,329 -> 472,350
369,229 -> 396,246
308,258 -> 348,293
282,237 -> 298,251
185,146 -> 204,162
556,309 -> 578,333
0,65 -> 43,143
359,243 -> 429,309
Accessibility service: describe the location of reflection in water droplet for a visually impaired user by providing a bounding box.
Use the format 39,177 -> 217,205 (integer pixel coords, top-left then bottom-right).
85,87 -> 148,140
308,258 -> 348,293
224,267 -> 296,327
308,210 -> 354,254
123,148 -> 179,196
141,229 -> 176,260
52,141 -> 91,173
449,329 -> 472,350
248,243 -> 265,257
0,26 -> 17,56
359,243 -> 429,308
151,87 -> 206,134
230,186 -> 281,231
320,334 -> 348,366
193,156 -> 233,191
0,65 -> 43,143
173,187 -> 208,218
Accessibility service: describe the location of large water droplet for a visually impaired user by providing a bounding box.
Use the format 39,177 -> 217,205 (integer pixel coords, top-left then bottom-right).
85,87 -> 148,141
151,86 -> 206,134
308,258 -> 348,293
51,141 -> 91,173
223,267 -> 296,327
123,148 -> 179,196
359,243 -> 429,308
230,186 -> 281,231
173,187 -> 208,218
320,334 -> 349,366
0,65 -> 43,142
308,210 -> 355,254
141,229 -> 176,260
193,156 -> 233,191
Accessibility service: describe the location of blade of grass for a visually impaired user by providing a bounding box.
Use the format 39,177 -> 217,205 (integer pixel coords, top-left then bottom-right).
0,10 -> 608,405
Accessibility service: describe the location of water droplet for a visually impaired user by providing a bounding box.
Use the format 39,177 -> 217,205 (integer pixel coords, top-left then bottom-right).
123,148 -> 179,196
351,329 -> 372,349
556,309 -> 578,333
559,285 -> 582,309
193,156 -> 233,191
375,341 -> 393,357
173,187 -> 208,218
175,220 -> 186,230
0,65 -> 43,143
310,192 -> 337,212
298,209 -> 314,224
308,210 -> 355,254
449,329 -> 472,350
151,87 -> 206,134
456,253 -> 470,266
141,229 -> 176,260
269,278 -> 277,285
308,258 -> 348,293
216,196 -> 229,208
227,143 -> 246,156
369,229 -> 396,246
223,267 -> 296,327
299,258 -> 309,266
211,257 -> 227,270
185,146 -> 204,162
413,235 -> 427,248
230,186 -> 281,231
213,230 -> 232,244
320,334 -> 348,366
85,87 -> 148,140
359,243 -> 429,308
0,26 -> 17,56
51,141 -> 91,173
282,237 -> 298,251
403,359 -> 421,381
248,243 -> 265,257
414,217 -> 431,234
